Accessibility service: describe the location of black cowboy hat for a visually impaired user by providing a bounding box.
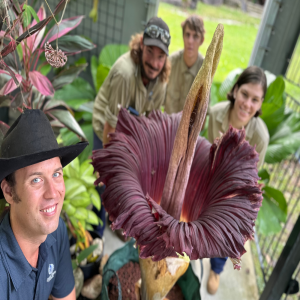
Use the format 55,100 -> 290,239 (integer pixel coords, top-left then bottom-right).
0,109 -> 88,199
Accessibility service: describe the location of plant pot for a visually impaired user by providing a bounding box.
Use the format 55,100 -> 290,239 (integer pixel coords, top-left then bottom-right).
80,231 -> 104,281
101,240 -> 200,300
70,231 -> 104,281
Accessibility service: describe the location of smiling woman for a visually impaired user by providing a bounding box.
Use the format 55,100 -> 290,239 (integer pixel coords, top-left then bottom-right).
208,66 -> 269,169
207,66 -> 270,295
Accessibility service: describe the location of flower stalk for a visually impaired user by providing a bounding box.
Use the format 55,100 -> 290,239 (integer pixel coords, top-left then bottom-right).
161,24 -> 224,220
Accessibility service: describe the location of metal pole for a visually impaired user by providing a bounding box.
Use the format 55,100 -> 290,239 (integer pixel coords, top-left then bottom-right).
259,215 -> 300,300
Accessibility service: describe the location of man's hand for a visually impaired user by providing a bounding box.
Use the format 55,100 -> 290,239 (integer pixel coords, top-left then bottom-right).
103,121 -> 116,146
52,287 -> 76,300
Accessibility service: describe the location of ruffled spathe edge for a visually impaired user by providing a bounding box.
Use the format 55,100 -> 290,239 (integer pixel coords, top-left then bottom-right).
92,109 -> 262,268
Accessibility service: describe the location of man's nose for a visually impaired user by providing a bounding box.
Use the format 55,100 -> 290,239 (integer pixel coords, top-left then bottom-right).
44,179 -> 58,199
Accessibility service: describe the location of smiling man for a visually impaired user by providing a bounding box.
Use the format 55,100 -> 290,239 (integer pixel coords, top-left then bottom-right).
0,109 -> 88,300
165,15 -> 205,114
92,16 -> 171,148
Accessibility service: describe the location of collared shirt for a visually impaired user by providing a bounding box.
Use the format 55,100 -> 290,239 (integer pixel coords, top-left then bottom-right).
208,101 -> 269,168
92,52 -> 167,141
165,49 -> 204,114
0,213 -> 75,300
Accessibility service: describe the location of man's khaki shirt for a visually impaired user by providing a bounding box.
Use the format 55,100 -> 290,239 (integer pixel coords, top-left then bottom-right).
165,49 -> 204,114
92,52 -> 166,141
208,101 -> 269,168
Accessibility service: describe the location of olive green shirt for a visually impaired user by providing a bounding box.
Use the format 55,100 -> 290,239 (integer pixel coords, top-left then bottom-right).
165,49 -> 204,114
92,52 -> 167,141
208,101 -> 269,168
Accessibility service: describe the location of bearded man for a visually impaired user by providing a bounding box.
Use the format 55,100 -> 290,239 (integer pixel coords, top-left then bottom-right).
92,16 -> 171,147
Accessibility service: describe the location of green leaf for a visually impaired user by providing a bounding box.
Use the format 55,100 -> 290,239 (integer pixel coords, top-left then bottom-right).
78,102 -> 94,114
70,216 -> 79,229
80,160 -> 94,177
75,57 -> 87,65
72,260 -> 78,270
258,169 -> 270,184
86,210 -> 99,225
64,178 -> 87,198
96,64 -> 110,91
16,44 -> 23,62
70,192 -> 91,208
23,4 -> 32,28
263,186 -> 287,217
88,187 -> 101,211
49,109 -> 86,139
210,82 -> 222,106
62,99 -> 90,111
99,44 -> 129,68
27,5 -> 40,23
261,76 -> 285,118
68,157 -> 81,177
74,207 -> 88,220
60,128 -> 80,146
63,201 -> 76,216
51,64 -> 88,90
78,123 -> 93,163
77,244 -> 98,264
257,185 -> 287,236
54,77 -> 95,102
91,55 -> 98,90
39,64 -> 51,76
49,35 -> 95,54
86,224 -> 94,231
266,132 -> 300,163
257,197 -> 282,235
81,176 -> 96,187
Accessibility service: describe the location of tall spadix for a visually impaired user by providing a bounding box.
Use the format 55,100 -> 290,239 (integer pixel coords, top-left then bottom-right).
161,24 -> 224,220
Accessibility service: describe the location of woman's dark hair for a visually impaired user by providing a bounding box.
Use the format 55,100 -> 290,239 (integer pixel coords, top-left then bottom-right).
227,66 -> 267,117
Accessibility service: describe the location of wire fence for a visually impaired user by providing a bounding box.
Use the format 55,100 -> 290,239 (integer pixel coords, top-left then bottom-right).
252,35 -> 300,299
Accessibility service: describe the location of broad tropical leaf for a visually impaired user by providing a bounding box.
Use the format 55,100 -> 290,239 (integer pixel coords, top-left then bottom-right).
99,44 -> 129,67
49,109 -> 86,139
257,186 -> 287,236
96,64 -> 110,91
51,63 -> 88,90
49,35 -> 95,55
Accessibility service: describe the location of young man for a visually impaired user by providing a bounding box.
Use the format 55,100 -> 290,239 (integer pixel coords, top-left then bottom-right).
92,16 -> 171,148
0,109 -> 88,300
165,15 -> 205,114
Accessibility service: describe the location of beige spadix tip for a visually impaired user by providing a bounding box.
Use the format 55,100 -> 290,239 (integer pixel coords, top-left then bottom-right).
139,256 -> 189,300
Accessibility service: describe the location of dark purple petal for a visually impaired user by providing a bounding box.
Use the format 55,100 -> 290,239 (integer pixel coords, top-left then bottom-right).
92,108 -> 262,265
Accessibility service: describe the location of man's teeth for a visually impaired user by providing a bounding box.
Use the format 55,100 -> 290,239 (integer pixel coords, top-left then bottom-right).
41,206 -> 56,213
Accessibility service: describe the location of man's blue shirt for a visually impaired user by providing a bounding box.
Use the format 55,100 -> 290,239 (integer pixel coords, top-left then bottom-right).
0,212 -> 75,300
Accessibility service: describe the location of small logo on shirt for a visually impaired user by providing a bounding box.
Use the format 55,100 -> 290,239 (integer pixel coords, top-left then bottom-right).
47,264 -> 56,282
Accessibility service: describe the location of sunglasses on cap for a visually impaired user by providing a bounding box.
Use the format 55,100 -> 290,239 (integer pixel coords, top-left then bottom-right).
144,25 -> 171,46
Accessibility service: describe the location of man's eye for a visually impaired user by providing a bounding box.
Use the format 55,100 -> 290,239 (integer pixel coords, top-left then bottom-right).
32,178 -> 41,183
53,172 -> 60,178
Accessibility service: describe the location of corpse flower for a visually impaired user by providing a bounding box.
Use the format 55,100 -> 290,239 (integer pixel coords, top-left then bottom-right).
92,25 -> 262,299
